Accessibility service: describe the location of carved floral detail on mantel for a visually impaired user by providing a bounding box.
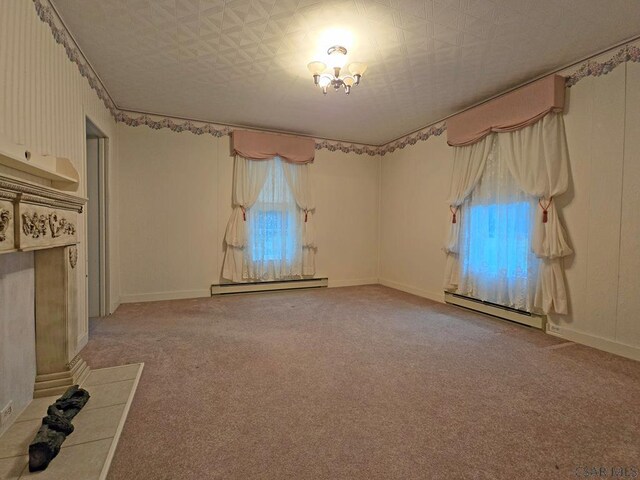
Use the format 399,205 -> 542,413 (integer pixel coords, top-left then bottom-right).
69,245 -> 78,269
49,213 -> 76,237
32,0 -> 640,155
22,212 -> 76,239
0,209 -> 11,242
22,213 -> 48,238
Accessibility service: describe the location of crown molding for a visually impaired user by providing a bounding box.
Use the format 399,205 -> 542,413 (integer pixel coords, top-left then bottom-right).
34,1 -> 640,157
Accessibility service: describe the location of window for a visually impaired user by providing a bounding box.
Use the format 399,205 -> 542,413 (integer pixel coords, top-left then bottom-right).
457,142 -> 539,312
246,157 -> 302,280
250,209 -> 297,263
466,201 -> 533,280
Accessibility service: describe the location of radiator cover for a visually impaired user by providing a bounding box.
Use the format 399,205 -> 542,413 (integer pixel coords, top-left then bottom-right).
211,278 -> 328,295
444,292 -> 545,329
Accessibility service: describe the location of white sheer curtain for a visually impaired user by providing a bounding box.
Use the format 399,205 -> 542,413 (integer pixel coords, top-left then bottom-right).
498,112 -> 572,314
222,156 -> 315,282
222,156 -> 270,282
443,135 -> 494,290
245,157 -> 303,280
457,138 -> 539,311
282,161 -> 316,276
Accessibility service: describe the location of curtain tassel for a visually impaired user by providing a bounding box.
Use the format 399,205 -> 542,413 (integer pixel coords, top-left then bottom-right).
449,206 -> 458,224
539,197 -> 552,223
304,209 -> 308,223
241,206 -> 246,221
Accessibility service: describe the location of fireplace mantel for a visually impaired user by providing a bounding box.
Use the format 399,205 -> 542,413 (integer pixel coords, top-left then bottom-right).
0,174 -> 85,255
1,173 -> 89,397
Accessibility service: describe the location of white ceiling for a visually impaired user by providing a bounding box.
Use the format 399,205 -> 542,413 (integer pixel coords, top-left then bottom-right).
52,0 -> 640,145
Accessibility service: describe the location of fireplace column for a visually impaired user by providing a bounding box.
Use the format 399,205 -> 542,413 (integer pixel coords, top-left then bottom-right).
33,245 -> 89,397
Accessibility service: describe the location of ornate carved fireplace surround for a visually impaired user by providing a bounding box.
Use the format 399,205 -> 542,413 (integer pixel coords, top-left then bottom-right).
1,141 -> 89,398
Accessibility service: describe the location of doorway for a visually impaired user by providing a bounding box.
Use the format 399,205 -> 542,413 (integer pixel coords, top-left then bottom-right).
86,119 -> 108,317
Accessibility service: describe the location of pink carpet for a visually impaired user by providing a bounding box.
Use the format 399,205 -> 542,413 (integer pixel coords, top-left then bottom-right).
82,285 -> 640,479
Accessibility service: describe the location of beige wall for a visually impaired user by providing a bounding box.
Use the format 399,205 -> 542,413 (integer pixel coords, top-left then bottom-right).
0,1 -> 119,424
116,126 -> 218,301
116,125 -> 380,302
379,133 -> 452,301
313,148 -> 380,285
378,52 -> 640,361
556,58 -> 640,358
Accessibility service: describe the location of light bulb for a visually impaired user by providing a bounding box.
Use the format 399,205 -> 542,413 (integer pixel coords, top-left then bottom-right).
343,76 -> 355,87
327,45 -> 348,69
318,75 -> 331,88
329,53 -> 347,70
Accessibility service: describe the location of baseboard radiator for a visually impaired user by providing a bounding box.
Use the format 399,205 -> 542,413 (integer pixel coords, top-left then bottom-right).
211,278 -> 328,295
444,292 -> 546,329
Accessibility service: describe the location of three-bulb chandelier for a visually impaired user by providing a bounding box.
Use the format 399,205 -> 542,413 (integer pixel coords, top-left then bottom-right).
307,45 -> 367,95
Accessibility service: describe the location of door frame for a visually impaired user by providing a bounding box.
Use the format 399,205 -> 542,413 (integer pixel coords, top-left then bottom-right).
85,117 -> 110,317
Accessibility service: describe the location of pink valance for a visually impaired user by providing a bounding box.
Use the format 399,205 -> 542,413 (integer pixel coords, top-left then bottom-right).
447,75 -> 566,147
231,130 -> 315,164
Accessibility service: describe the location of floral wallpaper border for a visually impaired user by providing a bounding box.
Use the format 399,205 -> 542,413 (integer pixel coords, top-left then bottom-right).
377,124 -> 447,156
115,111 -> 232,138
33,0 -> 640,157
565,44 -> 640,87
33,0 -> 119,117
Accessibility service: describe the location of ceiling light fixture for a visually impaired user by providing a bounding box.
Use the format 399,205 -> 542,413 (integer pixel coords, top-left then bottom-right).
307,45 -> 367,95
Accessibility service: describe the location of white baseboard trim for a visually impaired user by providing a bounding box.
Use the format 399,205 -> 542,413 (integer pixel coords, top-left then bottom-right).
329,277 -> 379,288
109,299 -> 121,315
546,326 -> 640,362
121,280 -> 380,303
378,278 -> 445,304
120,289 -> 211,304
76,333 -> 88,352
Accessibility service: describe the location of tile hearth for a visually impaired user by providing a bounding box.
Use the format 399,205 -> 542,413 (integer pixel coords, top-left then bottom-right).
0,363 -> 143,480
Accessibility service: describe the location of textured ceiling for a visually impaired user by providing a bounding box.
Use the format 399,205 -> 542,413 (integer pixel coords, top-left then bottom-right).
52,0 -> 640,145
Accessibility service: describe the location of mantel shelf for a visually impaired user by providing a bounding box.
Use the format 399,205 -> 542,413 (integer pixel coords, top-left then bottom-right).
0,133 -> 79,185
